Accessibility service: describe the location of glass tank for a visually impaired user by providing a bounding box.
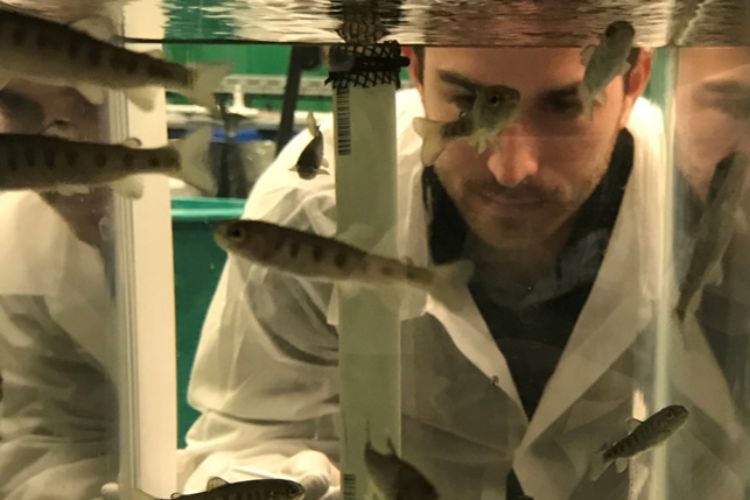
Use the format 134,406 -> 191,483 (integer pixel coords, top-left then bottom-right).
0,1 -> 748,500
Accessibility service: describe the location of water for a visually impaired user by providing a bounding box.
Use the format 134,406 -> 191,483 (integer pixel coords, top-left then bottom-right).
0,1 -> 748,500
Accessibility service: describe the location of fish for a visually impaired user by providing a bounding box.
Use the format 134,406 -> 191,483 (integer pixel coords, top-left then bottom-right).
213,219 -> 474,310
578,20 -> 636,121
412,84 -> 521,166
0,7 -> 231,111
589,405 -> 689,481
364,434 -> 438,500
290,112 -> 329,180
0,126 -> 215,199
133,477 -> 306,500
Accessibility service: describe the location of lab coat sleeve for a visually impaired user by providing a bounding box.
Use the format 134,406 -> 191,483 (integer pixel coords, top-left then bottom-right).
178,192 -> 342,493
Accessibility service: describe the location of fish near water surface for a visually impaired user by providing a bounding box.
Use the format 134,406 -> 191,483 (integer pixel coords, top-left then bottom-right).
578,20 -> 636,121
213,219 -> 474,310
589,404 -> 689,481
0,8 -> 230,110
412,84 -> 521,166
0,127 -> 215,198
132,477 -> 305,500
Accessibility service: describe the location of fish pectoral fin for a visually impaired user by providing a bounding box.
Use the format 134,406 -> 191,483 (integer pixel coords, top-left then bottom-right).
109,177 -> 144,199
580,44 -> 597,66
619,61 -> 632,75
125,86 -> 160,112
614,457 -> 629,473
0,68 -> 13,91
593,91 -> 607,106
70,16 -> 116,41
321,157 -> 330,168
75,82 -> 107,106
205,476 -> 229,491
626,418 -> 642,433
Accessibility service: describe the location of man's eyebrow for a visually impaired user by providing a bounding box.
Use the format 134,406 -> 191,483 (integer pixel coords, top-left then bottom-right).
538,83 -> 581,100
436,70 -> 484,92
698,79 -> 750,96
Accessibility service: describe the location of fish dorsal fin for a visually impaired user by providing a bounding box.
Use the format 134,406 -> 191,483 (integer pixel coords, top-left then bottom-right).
147,49 -> 165,59
121,137 -> 142,148
626,418 -> 642,433
580,44 -> 597,66
170,492 -> 182,499
206,477 -> 229,491
70,16 -> 116,41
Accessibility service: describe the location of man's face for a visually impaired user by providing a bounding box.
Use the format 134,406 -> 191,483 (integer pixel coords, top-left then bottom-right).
411,47 -> 649,250
675,48 -> 750,200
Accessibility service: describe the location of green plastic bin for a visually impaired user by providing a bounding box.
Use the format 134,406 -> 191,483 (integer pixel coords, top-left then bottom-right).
172,196 -> 246,447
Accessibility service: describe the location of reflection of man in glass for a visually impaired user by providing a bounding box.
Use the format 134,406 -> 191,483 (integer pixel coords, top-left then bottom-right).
0,79 -> 117,500
675,47 -> 750,426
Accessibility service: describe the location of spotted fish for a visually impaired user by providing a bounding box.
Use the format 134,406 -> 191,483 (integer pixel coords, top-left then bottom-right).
0,127 -> 215,198
213,219 -> 474,310
0,7 -> 230,110
589,405 -> 689,481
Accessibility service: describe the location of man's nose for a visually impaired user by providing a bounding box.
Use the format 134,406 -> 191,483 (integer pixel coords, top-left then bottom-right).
485,124 -> 540,188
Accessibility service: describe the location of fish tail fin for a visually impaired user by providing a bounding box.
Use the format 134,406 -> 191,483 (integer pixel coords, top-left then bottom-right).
306,112 -> 318,134
614,457 -> 629,473
412,117 -> 446,166
578,84 -> 595,121
174,127 -> 216,195
588,449 -> 610,482
428,259 -> 474,309
185,62 -> 232,110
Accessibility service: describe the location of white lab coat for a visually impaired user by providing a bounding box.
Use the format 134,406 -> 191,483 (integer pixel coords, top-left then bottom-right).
0,192 -> 117,500
181,89 -> 750,499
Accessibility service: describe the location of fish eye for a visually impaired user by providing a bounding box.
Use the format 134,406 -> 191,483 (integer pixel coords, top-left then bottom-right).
489,94 -> 501,106
226,225 -> 245,241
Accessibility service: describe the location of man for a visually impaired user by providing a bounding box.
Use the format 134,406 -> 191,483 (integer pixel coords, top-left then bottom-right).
180,44 -> 749,499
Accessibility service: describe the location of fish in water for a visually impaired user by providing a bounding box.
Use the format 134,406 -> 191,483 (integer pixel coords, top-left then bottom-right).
589,405 -> 689,481
578,20 -> 636,121
364,434 -> 438,500
213,219 -> 474,310
291,112 -> 329,179
0,127 -> 215,199
132,477 -> 305,500
0,7 -> 231,111
412,84 -> 520,166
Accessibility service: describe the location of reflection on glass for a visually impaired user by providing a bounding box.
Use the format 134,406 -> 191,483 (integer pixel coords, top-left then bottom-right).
0,78 -> 118,499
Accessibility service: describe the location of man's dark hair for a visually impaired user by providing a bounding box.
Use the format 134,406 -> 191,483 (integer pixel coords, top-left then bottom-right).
410,46 -> 641,91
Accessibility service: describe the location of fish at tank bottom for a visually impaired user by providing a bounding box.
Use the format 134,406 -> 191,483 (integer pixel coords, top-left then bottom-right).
589,404 -> 689,481
412,83 -> 521,166
213,218 -> 474,310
